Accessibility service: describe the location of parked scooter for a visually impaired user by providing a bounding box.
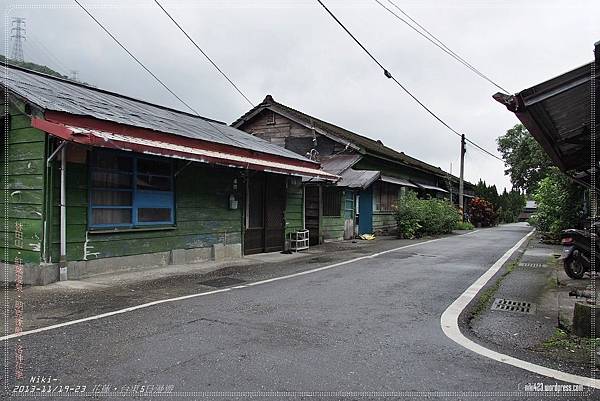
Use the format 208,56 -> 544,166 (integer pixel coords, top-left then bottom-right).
560,222 -> 598,279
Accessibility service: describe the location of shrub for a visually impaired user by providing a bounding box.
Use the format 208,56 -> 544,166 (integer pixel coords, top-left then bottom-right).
394,191 -> 461,238
468,197 -> 498,227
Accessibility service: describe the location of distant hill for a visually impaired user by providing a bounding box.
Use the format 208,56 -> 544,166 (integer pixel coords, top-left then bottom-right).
1,54 -> 69,79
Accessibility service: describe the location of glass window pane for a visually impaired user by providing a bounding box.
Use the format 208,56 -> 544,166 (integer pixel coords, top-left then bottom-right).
92,171 -> 132,189
91,190 -> 132,206
92,153 -> 133,171
137,175 -> 171,191
92,208 -> 131,225
138,208 -> 171,223
137,158 -> 170,175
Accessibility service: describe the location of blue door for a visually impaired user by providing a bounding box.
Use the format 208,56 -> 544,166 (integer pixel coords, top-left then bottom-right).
358,187 -> 373,234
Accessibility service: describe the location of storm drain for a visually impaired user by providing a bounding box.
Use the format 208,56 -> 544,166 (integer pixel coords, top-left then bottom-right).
491,298 -> 536,314
198,277 -> 246,288
519,262 -> 546,268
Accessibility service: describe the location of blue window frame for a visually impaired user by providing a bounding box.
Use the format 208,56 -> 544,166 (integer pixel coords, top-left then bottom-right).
89,150 -> 174,229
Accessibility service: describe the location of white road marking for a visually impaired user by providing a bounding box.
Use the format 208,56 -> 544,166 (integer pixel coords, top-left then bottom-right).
440,229 -> 600,389
2,235 -> 454,341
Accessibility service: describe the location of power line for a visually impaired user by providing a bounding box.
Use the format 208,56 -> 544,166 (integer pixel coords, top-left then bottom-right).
153,0 -> 254,107
315,0 -> 503,162
375,0 -> 510,94
73,0 -> 249,150
73,0 -> 201,116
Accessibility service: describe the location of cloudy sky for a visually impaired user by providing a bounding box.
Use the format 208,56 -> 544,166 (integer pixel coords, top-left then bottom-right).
2,0 -> 599,190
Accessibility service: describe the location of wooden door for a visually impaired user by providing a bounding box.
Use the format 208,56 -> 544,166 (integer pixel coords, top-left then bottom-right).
305,185 -> 320,245
244,174 -> 286,254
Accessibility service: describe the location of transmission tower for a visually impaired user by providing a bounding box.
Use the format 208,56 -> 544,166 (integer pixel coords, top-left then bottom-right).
11,17 -> 26,62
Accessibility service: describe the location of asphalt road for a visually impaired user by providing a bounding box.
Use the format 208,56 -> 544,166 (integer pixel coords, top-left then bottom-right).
3,224 -> 591,400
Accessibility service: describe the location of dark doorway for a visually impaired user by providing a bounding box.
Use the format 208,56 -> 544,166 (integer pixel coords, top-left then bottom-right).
244,174 -> 286,255
304,185 -> 320,246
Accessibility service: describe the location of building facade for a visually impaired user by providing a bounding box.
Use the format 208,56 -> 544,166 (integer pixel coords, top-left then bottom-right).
233,95 -> 462,240
2,66 -> 333,285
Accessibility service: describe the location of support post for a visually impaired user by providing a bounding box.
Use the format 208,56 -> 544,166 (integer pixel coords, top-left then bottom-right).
459,134 -> 466,219
59,144 -> 67,281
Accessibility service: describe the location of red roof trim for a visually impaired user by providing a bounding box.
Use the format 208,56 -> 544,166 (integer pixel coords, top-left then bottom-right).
32,117 -> 337,180
43,111 -> 318,169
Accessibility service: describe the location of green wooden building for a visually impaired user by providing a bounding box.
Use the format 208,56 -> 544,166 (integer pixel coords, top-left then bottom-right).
1,65 -> 334,285
233,95 -> 469,240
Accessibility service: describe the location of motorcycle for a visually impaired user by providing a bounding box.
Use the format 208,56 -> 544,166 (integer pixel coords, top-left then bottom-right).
560,223 -> 598,279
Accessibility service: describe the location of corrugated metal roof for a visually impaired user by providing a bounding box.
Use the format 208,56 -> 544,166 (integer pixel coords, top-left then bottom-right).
337,168 -> 380,189
33,118 -> 337,180
319,154 -> 362,175
494,61 -> 599,180
380,175 -> 418,188
3,64 -> 311,163
413,182 -> 449,193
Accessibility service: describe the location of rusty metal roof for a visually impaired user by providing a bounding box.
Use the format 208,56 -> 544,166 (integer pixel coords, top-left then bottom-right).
2,64 -> 311,163
33,118 -> 337,180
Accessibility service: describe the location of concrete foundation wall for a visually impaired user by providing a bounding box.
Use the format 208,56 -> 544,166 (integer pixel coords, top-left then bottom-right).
3,243 -> 243,285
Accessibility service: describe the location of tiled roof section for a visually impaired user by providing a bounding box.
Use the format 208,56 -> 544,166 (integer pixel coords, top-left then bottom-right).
2,65 -> 311,163
233,95 -> 446,176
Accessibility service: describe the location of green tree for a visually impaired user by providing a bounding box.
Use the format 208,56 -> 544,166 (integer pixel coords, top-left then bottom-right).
497,188 -> 525,223
529,168 -> 584,234
497,124 -> 553,193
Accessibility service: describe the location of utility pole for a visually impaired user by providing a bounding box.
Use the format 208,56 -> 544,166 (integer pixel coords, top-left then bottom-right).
10,17 -> 26,62
449,162 -> 453,204
459,134 -> 466,218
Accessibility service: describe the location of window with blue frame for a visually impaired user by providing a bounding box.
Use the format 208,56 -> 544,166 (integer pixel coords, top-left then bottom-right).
89,150 -> 174,228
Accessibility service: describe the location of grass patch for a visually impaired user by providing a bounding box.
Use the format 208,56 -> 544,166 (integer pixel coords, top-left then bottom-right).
471,261 -> 519,318
543,328 -> 600,354
542,328 -> 573,349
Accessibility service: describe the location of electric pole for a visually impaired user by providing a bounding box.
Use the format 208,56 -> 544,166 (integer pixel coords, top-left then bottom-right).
10,17 -> 26,62
459,134 -> 466,218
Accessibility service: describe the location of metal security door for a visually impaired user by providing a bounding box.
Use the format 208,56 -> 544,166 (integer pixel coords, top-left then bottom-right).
304,185 -> 320,245
264,175 -> 286,252
244,175 -> 266,255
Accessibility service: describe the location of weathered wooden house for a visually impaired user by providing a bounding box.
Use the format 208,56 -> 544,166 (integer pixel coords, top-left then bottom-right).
233,95 -> 457,242
1,66 -> 335,285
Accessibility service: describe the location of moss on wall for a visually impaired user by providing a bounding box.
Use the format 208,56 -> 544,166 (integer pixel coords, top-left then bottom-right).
1,106 -> 46,265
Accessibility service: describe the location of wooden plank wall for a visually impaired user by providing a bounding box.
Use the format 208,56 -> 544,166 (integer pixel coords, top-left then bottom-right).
1,105 -> 46,265
321,189 -> 346,241
47,156 -> 243,262
285,178 -> 304,236
239,110 -> 346,156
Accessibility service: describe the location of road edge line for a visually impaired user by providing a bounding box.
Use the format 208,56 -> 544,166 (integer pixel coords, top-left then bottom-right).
2,233 -> 469,341
440,229 -> 600,389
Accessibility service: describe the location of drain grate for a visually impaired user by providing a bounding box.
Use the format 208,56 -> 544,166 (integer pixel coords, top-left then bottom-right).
491,298 -> 536,314
198,277 -> 246,288
519,262 -> 546,268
